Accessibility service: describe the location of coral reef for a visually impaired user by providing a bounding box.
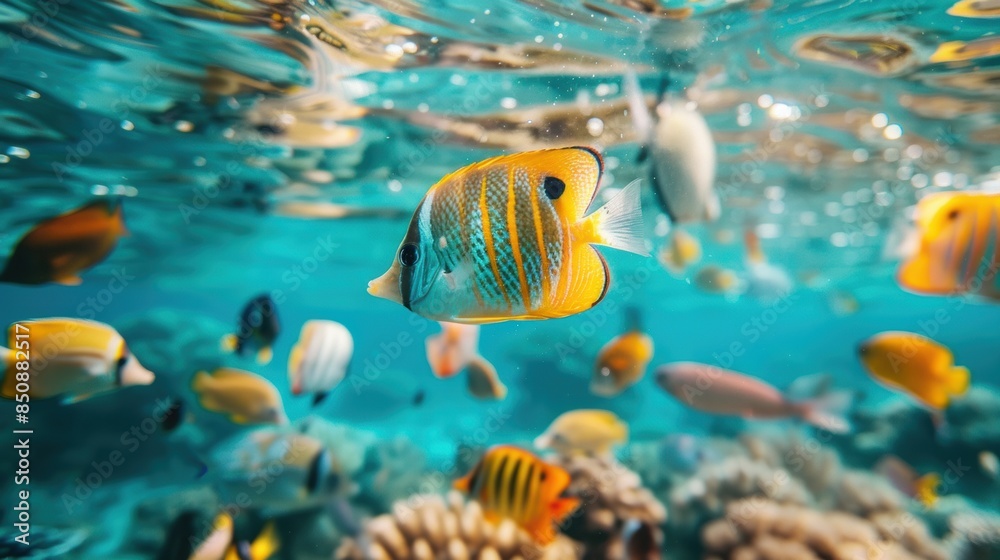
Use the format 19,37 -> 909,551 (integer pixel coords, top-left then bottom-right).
833,471 -> 907,518
360,436 -> 436,514
553,455 -> 666,560
701,499 -> 949,560
668,456 -> 812,530
335,491 -> 580,560
944,509 -> 1000,560
738,432 -> 843,501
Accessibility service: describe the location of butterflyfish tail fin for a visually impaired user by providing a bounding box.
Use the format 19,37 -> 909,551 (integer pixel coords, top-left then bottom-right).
947,366 -> 970,397
587,179 -> 649,256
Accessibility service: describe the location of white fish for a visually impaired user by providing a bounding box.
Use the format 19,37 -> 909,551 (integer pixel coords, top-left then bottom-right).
626,70 -> 719,224
288,320 -> 354,406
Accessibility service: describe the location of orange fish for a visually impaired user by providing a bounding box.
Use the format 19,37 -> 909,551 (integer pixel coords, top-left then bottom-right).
454,445 -> 580,545
592,332 -> 654,397
858,331 -> 970,410
0,199 -> 128,286
426,322 -> 479,378
897,192 -> 1000,301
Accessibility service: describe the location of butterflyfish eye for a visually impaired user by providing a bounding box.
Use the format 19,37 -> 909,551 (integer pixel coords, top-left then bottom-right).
947,209 -> 960,221
399,243 -> 420,267
543,176 -> 566,200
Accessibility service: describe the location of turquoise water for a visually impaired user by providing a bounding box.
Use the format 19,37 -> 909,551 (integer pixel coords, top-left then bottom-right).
2,0 -> 1000,558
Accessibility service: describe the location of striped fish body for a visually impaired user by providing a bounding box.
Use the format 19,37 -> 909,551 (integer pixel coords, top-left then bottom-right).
454,445 -> 579,545
368,147 -> 648,324
288,320 -> 353,403
898,192 -> 1000,301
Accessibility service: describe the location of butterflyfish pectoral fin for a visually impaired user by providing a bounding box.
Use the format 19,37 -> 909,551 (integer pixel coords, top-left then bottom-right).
581,179 -> 649,257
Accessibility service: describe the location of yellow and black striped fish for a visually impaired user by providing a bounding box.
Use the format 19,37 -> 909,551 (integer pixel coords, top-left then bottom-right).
454,445 -> 580,545
368,147 -> 648,324
897,192 -> 1000,301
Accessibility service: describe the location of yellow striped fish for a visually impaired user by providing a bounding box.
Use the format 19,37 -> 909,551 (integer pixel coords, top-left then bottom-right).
454,445 -> 580,545
368,147 -> 648,323
897,192 -> 1000,301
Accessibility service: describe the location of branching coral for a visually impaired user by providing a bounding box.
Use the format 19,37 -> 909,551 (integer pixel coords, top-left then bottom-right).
702,499 -> 949,560
551,455 -> 666,560
335,491 -> 580,560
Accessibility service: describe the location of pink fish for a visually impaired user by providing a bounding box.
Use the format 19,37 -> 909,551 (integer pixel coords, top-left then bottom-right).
654,362 -> 852,433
